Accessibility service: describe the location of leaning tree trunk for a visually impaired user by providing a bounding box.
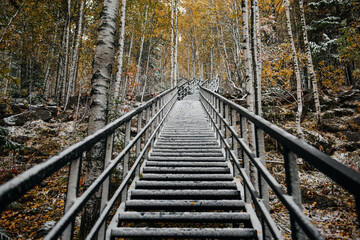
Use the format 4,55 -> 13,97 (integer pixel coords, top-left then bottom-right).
113,0 -> 127,100
79,0 -> 120,238
299,0 -> 321,126
285,0 -> 304,139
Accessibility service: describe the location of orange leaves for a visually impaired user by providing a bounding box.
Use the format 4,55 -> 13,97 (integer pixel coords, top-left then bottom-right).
316,61 -> 345,92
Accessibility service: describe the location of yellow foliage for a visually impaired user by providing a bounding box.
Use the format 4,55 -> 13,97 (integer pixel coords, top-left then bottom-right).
316,61 -> 345,92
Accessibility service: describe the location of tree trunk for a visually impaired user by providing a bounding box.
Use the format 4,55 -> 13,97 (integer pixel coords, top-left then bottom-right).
299,0 -> 321,126
170,0 -> 175,87
79,0 -> 120,238
122,33 -> 134,100
174,0 -> 178,86
61,0 -> 72,105
65,0 -> 85,110
285,0 -> 304,139
114,0 -> 127,100
141,39 -> 152,102
135,5 -> 148,94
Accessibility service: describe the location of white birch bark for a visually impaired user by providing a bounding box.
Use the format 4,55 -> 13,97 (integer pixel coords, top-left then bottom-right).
61,0 -> 71,105
135,5 -> 148,94
113,0 -> 127,100
242,0 -> 254,112
170,0 -> 175,87
0,2 -> 24,44
80,0 -> 120,237
299,0 -> 321,126
285,0 -> 304,139
65,0 -> 85,110
174,0 -> 178,86
141,39 -> 152,102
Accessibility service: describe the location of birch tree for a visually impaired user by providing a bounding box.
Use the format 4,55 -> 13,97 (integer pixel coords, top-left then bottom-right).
174,0 -> 178,86
299,0 -> 321,126
61,0 -> 71,105
65,0 -> 86,110
80,0 -> 120,237
113,0 -> 127,100
284,0 -> 304,139
134,4 -> 148,94
170,0 -> 175,87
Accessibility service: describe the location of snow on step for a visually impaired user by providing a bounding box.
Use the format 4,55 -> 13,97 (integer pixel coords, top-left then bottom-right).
125,199 -> 246,211
135,181 -> 237,189
118,212 -> 251,223
110,227 -> 257,239
107,94 -> 258,240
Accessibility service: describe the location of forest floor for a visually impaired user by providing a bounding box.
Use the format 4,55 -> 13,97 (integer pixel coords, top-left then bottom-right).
0,87 -> 359,239
262,85 -> 360,239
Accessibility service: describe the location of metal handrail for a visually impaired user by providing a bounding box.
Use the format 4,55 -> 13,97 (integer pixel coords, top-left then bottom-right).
200,86 -> 360,240
0,87 -> 178,239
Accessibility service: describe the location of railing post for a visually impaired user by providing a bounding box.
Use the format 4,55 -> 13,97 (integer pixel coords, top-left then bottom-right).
283,146 -> 305,240
97,133 -> 114,240
136,112 -> 143,178
240,115 -> 251,204
156,99 -> 160,139
219,100 -> 223,148
255,126 -> 270,239
225,104 -> 230,161
121,120 -> 131,202
231,109 -> 239,176
151,102 -> 156,148
215,97 -> 219,140
62,156 -> 82,240
144,107 -> 151,160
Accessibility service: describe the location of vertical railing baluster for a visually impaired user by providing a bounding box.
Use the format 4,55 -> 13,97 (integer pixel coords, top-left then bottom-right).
255,126 -> 270,239
121,120 -> 131,202
215,97 -> 219,141
224,104 -> 230,161
97,132 -> 114,239
144,107 -> 151,160
231,109 -> 239,176
219,100 -> 223,148
283,146 -> 304,240
240,115 -> 251,203
151,102 -> 156,148
98,133 -> 114,240
136,112 -> 143,178
62,155 -> 82,240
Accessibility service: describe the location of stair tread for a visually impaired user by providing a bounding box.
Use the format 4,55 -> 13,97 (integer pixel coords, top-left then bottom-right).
141,174 -> 234,181
119,212 -> 251,222
145,161 -> 228,167
125,199 -> 245,210
142,167 -> 230,173
110,227 -> 257,238
135,181 -> 237,189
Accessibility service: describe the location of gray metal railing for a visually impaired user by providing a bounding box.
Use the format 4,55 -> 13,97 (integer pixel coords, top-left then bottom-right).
0,87 -> 178,240
200,86 -> 360,240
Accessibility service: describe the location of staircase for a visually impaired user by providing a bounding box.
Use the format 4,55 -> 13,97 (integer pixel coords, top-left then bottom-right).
107,94 -> 260,239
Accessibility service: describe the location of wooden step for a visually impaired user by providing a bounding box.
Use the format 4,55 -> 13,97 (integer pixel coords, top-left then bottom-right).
135,181 -> 237,189
147,156 -> 225,162
145,161 -> 228,167
110,227 -> 257,239
142,167 -> 230,174
125,200 -> 246,211
141,174 -> 233,181
118,212 -> 251,223
130,189 -> 240,200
